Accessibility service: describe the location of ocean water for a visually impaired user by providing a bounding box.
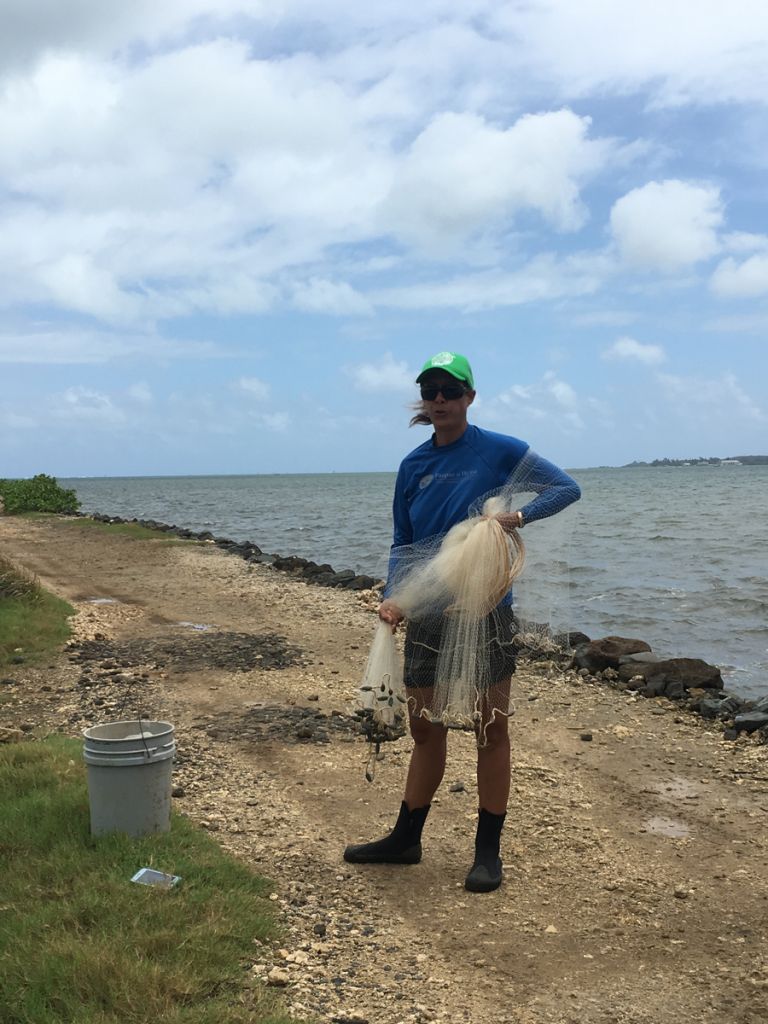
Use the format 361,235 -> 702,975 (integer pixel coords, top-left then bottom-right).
61,465 -> 768,698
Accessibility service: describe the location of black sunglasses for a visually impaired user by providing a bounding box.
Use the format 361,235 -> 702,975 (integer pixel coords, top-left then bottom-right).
420,383 -> 467,401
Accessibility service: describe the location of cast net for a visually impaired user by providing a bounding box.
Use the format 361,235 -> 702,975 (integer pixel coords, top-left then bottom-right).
358,447 -> 576,752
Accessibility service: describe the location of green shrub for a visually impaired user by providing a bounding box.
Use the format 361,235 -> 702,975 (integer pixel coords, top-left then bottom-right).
0,474 -> 80,514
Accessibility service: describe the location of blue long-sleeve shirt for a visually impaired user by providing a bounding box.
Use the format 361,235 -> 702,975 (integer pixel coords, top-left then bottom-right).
384,424 -> 580,598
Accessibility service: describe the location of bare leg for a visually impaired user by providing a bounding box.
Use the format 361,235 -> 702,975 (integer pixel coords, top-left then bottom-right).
404,712 -> 448,809
476,679 -> 511,814
343,692 -> 444,865
465,678 -> 511,891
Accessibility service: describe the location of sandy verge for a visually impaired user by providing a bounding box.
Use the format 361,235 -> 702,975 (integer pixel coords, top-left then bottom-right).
1,515 -> 767,1024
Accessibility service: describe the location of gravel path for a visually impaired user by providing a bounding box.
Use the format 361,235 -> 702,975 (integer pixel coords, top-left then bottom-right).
2,516 -> 768,1024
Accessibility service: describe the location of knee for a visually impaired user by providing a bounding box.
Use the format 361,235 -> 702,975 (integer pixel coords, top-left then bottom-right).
478,715 -> 510,752
410,716 -> 447,748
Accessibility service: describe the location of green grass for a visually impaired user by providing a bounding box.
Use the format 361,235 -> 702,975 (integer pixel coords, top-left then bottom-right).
0,737 -> 295,1024
0,556 -> 74,667
58,518 -> 191,542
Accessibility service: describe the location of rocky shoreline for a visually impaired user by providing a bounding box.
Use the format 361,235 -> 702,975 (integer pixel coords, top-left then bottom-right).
81,511 -> 768,744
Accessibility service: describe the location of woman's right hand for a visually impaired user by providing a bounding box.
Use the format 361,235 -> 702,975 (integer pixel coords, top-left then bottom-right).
378,599 -> 404,629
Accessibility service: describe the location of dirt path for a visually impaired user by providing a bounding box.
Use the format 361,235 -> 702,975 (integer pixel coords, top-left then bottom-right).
2,516 -> 768,1024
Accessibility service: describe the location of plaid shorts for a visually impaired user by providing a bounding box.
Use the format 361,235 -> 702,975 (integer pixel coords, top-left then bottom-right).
403,605 -> 518,689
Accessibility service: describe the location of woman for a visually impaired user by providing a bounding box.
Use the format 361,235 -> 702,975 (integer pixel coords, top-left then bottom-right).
344,351 -> 581,893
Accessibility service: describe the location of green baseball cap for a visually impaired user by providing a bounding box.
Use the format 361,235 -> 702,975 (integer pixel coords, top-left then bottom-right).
416,351 -> 475,388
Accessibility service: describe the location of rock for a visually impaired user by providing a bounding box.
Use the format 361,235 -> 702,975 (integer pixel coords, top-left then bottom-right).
572,636 -> 652,673
344,575 -> 378,591
313,921 -> 327,937
580,732 -> 593,742
0,727 -> 24,743
643,658 -> 723,697
732,711 -> 768,735
544,924 -> 559,934
618,657 -> 723,695
449,781 -> 466,793
692,695 -> 744,720
171,786 -> 186,798
267,967 -> 290,987
555,630 -> 591,649
618,651 -> 661,665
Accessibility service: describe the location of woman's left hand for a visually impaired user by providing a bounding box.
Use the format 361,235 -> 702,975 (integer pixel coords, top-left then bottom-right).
494,511 -> 523,534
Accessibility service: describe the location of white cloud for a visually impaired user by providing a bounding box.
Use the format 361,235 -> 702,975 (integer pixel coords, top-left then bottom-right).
0,0 -> 253,75
348,352 -> 414,393
56,386 -> 125,423
489,371 -> 587,433
371,252 -> 607,311
381,109 -> 618,251
260,412 -> 291,432
0,32 -> 642,325
8,2 -> 767,115
705,313 -> 768,333
658,372 -> 766,423
721,232 -> 768,254
292,278 -> 373,316
496,0 -> 768,108
710,254 -> 768,298
543,371 -> 584,430
570,310 -> 638,327
610,180 -> 723,271
0,327 -> 224,364
0,410 -> 37,429
127,382 -> 152,404
236,377 -> 270,401
602,336 -> 667,365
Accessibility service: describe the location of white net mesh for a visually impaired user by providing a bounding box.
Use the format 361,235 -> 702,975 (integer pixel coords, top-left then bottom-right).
358,448 -> 576,746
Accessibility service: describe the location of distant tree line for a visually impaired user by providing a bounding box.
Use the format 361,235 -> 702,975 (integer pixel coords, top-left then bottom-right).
625,455 -> 768,467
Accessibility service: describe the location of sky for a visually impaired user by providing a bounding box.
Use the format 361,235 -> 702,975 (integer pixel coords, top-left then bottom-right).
1,0 -> 767,476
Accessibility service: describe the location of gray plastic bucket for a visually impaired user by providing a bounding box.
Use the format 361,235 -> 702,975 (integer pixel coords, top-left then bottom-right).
83,720 -> 175,837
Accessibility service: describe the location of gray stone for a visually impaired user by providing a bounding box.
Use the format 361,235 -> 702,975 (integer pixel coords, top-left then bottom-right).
732,711 -> 768,735
622,657 -> 723,695
572,636 -> 652,673
696,698 -> 728,720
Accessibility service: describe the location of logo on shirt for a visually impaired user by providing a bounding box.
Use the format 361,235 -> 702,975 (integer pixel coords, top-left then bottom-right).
418,474 -> 434,489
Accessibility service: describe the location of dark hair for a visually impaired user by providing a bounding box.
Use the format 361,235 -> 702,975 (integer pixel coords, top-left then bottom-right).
409,401 -> 432,427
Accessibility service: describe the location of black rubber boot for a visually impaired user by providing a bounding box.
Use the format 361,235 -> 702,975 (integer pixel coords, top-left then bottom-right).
464,808 -> 506,892
343,801 -> 430,864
